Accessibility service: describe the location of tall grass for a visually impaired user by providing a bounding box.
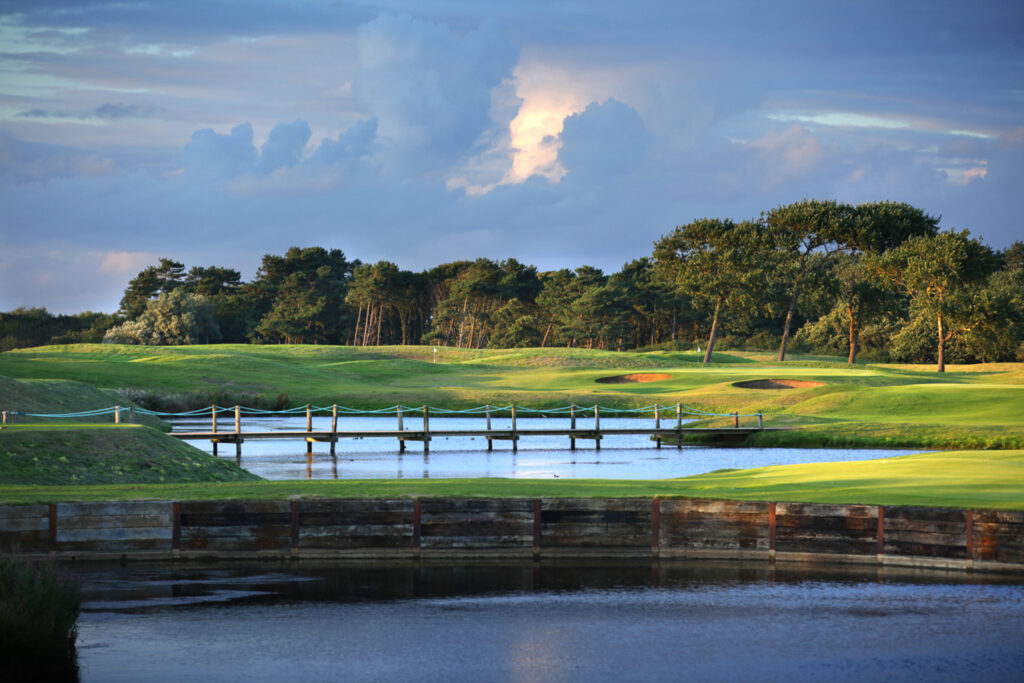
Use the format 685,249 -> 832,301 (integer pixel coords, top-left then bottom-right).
0,557 -> 81,679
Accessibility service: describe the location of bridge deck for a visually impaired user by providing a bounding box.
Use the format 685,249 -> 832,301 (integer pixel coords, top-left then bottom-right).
172,427 -> 777,441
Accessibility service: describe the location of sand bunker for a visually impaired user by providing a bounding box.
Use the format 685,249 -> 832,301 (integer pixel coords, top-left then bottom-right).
732,379 -> 824,390
595,373 -> 672,384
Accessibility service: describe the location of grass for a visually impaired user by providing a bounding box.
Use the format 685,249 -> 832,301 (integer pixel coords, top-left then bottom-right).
0,557 -> 80,680
0,424 -> 260,485
2,343 -> 1021,449
0,450 -> 1021,509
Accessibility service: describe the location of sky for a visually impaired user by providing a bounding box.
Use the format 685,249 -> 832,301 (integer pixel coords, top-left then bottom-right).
0,0 -> 1022,314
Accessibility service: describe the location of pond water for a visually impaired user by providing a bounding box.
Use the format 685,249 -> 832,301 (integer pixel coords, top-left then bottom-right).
75,561 -> 1024,682
173,416 -> 918,479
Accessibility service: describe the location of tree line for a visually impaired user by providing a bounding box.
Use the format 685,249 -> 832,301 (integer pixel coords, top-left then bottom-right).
3,199 -> 1022,372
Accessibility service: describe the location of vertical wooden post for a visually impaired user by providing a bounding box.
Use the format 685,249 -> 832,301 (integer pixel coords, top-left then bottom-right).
114,405 -> 121,424
485,405 -> 492,451
570,404 -> 576,451
211,404 -> 217,433
654,405 -> 661,449
877,506 -> 885,558
651,499 -> 661,554
398,406 -> 405,453
234,404 -> 242,461
1,410 -> 6,424
768,502 -> 776,557
965,509 -> 974,562
733,411 -> 739,428
129,405 -> 136,424
234,405 -> 241,433
423,406 -> 430,454
757,412 -> 764,430
332,404 -> 338,433
594,404 -> 600,451
532,499 -> 542,557
303,403 -> 311,456
676,403 -> 682,449
511,404 -> 518,453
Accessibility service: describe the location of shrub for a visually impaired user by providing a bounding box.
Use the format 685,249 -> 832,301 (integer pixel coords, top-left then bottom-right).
0,557 -> 81,679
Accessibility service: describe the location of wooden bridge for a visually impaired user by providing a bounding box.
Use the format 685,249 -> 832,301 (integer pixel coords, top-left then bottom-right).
168,404 -> 773,458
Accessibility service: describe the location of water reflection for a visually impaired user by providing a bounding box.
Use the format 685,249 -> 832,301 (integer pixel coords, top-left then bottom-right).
173,416 -> 920,480
74,561 -> 1024,682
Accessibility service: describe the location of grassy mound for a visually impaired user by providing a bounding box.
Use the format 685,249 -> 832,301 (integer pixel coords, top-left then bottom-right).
0,425 -> 259,485
0,450 -> 1021,509
0,375 -> 166,431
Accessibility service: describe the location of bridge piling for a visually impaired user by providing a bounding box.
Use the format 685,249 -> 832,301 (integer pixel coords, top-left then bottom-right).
398,406 -> 405,453
511,404 -> 518,453
423,406 -> 430,455
570,404 -> 576,450
654,405 -> 661,448
485,405 -> 493,451
594,404 -> 601,451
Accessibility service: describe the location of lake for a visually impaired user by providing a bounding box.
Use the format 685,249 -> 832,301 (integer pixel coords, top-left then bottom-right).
172,415 -> 917,479
75,560 -> 1024,682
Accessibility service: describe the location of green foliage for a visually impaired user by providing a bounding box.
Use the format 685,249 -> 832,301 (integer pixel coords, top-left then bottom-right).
0,307 -> 118,351
0,557 -> 80,680
104,289 -> 221,345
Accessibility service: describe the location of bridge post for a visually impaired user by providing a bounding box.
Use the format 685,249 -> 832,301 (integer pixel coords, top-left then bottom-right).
733,411 -> 739,428
306,404 -> 312,454
423,406 -> 430,454
594,404 -> 600,451
398,406 -> 405,453
1,411 -> 6,424
570,404 -> 576,451
211,405 -> 217,433
758,412 -> 764,430
129,406 -> 135,424
234,405 -> 241,433
676,404 -> 682,449
485,405 -> 492,451
654,404 -> 661,449
114,405 -> 121,424
331,404 -> 338,457
235,405 -> 242,460
511,404 -> 518,453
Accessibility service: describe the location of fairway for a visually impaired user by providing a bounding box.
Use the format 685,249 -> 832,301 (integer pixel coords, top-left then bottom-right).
2,344 -> 1022,450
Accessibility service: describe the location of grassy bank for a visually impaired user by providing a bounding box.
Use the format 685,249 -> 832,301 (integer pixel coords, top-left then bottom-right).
0,425 -> 259,485
1,344 -> 1021,449
1,450 -> 1021,510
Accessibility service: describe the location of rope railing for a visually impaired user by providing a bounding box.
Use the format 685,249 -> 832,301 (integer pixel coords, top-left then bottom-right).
3,402 -> 762,420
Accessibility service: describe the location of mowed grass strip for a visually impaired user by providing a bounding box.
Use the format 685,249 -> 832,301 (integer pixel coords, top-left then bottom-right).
1,450 -> 1021,510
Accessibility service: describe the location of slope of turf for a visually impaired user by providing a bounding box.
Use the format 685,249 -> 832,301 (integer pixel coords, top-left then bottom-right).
0,375 -> 166,430
0,450 -> 1020,509
0,424 -> 260,485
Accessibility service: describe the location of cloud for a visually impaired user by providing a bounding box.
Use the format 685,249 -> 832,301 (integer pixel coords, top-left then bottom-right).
745,124 -> 826,186
558,98 -> 650,178
352,14 -> 519,173
257,119 -> 311,173
311,118 -> 378,164
0,131 -> 115,182
179,122 -> 257,178
16,103 -> 163,120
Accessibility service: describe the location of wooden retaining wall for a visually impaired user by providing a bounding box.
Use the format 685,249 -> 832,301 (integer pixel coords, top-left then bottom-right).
1,499 -> 1022,572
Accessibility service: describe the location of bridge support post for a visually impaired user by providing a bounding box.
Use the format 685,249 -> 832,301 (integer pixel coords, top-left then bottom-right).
570,404 -> 576,450
211,404 -> 217,434
511,404 -> 518,453
733,411 -> 739,428
423,406 -> 430,455
594,404 -> 601,451
676,404 -> 682,449
485,405 -> 492,451
114,405 -> 121,424
398,406 -> 405,453
129,406 -> 136,424
654,405 -> 661,448
1,411 -> 6,424
758,412 -> 763,430
304,404 -> 312,454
